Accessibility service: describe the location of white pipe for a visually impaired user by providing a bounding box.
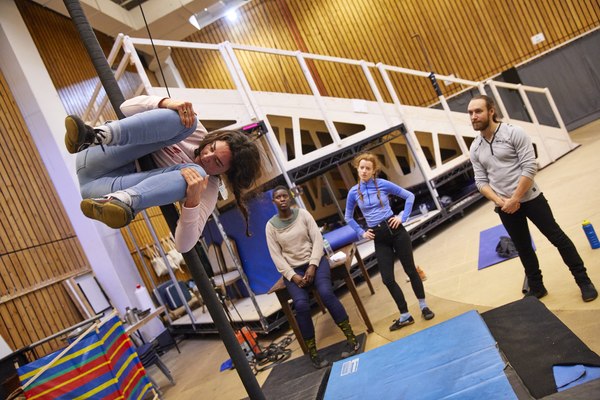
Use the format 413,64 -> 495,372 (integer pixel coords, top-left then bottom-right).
128,37 -> 220,50
487,81 -> 511,120
544,88 -> 576,148
518,85 -> 555,162
437,92 -> 470,155
122,36 -> 154,93
377,64 -> 442,211
294,51 -> 342,145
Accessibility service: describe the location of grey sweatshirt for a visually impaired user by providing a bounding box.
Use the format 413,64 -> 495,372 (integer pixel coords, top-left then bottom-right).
470,122 -> 540,202
265,208 -> 324,281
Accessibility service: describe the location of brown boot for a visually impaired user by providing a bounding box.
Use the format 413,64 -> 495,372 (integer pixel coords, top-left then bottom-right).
417,265 -> 427,281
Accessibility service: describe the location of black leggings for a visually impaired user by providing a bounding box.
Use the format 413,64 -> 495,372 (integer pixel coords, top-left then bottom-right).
372,220 -> 425,313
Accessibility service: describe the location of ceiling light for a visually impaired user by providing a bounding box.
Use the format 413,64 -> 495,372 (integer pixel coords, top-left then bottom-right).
225,10 -> 238,22
189,0 -> 250,30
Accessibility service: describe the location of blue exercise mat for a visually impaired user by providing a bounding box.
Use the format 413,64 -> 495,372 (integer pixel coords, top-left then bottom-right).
478,224 -> 535,270
554,364 -> 600,392
324,311 -> 517,400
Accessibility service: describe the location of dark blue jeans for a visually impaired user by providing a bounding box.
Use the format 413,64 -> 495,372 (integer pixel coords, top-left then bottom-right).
372,220 -> 425,314
497,193 -> 590,291
283,257 -> 348,339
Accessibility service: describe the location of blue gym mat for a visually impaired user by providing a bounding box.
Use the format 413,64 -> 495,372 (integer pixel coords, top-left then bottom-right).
324,311 -> 517,400
478,224 -> 535,270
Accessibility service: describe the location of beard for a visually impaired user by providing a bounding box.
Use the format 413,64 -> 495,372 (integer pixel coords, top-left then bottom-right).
472,118 -> 490,132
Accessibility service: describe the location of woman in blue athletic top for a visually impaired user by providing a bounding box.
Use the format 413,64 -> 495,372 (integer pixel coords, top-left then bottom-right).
345,152 -> 435,331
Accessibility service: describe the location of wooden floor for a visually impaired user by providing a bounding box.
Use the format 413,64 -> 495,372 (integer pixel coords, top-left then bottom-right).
151,120 -> 600,400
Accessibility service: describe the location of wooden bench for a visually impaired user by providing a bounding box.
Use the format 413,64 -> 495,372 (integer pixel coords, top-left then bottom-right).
268,243 -> 374,354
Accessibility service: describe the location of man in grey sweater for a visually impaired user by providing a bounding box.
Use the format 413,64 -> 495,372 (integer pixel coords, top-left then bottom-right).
468,95 -> 597,302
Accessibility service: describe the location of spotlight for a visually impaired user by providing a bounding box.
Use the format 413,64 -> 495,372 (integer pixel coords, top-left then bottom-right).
226,9 -> 238,22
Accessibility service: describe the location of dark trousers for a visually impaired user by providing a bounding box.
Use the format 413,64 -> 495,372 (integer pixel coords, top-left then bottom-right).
372,221 -> 425,314
284,257 -> 348,339
497,193 -> 590,290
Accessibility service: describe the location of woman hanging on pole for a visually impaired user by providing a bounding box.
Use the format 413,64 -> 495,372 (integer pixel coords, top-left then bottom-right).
65,95 -> 262,252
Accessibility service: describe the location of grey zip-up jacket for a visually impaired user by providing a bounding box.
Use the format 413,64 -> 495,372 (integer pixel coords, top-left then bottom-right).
469,122 -> 540,202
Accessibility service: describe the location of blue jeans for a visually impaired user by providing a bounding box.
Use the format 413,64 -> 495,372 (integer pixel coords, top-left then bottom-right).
76,109 -> 205,212
497,193 -> 590,290
283,257 -> 349,339
372,220 -> 425,314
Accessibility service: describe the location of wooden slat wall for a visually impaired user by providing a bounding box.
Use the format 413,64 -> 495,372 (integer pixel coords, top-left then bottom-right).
0,69 -> 89,356
175,0 -> 599,106
15,0 -> 145,119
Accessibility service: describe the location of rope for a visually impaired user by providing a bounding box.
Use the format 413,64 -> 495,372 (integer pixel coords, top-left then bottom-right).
136,0 -> 171,98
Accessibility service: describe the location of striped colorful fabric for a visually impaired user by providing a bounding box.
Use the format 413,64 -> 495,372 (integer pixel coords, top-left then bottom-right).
17,315 -> 153,400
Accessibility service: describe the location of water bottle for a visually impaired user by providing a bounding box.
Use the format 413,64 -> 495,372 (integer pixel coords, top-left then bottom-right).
582,220 -> 600,249
323,239 -> 334,257
134,283 -> 156,312
124,307 -> 137,325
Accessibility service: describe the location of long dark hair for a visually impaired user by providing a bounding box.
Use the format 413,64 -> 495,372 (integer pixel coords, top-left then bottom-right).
196,130 -> 262,236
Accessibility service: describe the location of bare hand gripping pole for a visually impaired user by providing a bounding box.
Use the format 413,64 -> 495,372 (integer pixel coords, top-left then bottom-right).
62,1 -> 265,398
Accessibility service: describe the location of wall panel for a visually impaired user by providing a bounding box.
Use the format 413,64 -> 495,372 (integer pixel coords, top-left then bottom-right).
0,67 -> 90,355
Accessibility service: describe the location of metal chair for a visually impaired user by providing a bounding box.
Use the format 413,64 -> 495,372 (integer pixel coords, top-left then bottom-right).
136,342 -> 175,387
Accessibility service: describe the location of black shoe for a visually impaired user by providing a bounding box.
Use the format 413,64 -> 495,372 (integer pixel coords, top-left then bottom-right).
389,316 -> 415,331
524,287 -> 548,299
310,355 -> 329,369
580,283 -> 598,302
80,197 -> 134,228
64,115 -> 107,154
421,307 -> 435,320
340,342 -> 360,359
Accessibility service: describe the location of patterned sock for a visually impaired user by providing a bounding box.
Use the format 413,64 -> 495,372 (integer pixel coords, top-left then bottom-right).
305,337 -> 319,359
418,298 -> 428,310
337,319 -> 357,345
